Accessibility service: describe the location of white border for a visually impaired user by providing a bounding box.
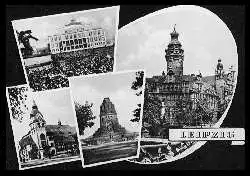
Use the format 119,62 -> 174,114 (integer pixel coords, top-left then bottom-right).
112,6 -> 120,73
6,85 -> 82,170
68,69 -> 146,168
117,5 -> 239,165
11,5 -> 120,93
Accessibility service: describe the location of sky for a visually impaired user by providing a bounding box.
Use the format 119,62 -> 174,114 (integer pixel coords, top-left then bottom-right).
116,5 -> 238,77
69,71 -> 144,139
9,87 -> 77,143
12,6 -> 119,49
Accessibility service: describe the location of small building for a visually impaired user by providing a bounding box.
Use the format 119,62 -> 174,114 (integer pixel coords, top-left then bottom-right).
19,100 -> 79,162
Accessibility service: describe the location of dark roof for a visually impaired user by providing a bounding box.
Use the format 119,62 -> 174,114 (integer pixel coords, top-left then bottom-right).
19,134 -> 36,149
181,75 -> 197,82
30,109 -> 46,124
45,125 -> 77,135
46,125 -> 77,143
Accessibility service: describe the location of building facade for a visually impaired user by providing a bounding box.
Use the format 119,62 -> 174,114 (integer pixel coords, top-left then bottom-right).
83,98 -> 138,146
48,19 -> 107,54
19,100 -> 79,162
145,26 -> 236,129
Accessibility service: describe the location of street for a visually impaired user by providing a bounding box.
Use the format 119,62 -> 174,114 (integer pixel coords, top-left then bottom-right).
82,140 -> 138,165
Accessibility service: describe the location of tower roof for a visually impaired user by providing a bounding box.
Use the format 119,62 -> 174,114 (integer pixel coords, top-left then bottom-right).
170,24 -> 179,38
32,100 -> 37,109
169,24 -> 181,46
30,100 -> 46,124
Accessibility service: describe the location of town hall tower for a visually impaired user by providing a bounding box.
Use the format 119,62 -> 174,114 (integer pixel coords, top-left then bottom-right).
165,25 -> 184,78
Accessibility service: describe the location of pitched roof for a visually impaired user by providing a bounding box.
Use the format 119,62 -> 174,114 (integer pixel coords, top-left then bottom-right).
46,125 -> 77,143
182,75 -> 197,82
45,125 -> 77,135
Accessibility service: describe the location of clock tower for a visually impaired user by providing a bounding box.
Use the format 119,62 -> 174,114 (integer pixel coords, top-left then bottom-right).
165,25 -> 184,77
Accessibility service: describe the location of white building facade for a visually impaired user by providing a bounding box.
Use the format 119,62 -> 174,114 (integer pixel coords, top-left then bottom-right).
48,19 -> 107,54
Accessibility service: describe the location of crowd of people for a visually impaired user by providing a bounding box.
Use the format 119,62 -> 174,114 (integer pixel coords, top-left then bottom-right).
27,65 -> 69,91
26,46 -> 114,91
53,46 -> 114,77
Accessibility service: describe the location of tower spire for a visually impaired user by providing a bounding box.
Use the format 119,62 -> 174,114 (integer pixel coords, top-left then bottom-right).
165,24 -> 184,77
32,100 -> 38,109
170,24 -> 179,41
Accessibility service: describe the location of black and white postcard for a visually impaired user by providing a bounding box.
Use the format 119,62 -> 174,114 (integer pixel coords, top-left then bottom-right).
11,6 -> 119,92
6,85 -> 81,170
68,70 -> 145,167
6,5 -> 245,170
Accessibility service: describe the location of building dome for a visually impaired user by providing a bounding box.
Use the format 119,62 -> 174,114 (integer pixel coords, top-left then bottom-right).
170,25 -> 179,39
54,19 -> 92,36
65,19 -> 82,27
168,25 -> 181,46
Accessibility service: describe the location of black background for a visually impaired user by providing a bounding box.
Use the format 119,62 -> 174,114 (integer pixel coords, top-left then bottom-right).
5,5 -> 245,170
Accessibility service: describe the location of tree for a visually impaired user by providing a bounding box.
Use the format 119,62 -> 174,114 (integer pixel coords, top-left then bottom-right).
74,101 -> 96,135
7,86 -> 29,123
174,99 -> 194,127
142,88 -> 163,136
131,71 -> 144,122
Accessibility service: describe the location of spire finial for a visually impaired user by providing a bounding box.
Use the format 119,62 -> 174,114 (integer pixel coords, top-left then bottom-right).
32,100 -> 37,108
174,24 -> 176,32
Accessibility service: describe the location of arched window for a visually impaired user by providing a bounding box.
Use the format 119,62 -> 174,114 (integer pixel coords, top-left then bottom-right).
40,133 -> 45,140
40,133 -> 46,148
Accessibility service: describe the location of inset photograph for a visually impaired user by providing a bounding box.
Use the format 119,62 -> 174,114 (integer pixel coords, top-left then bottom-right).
12,6 -> 119,92
116,5 -> 238,164
69,70 -> 145,167
6,85 -> 81,170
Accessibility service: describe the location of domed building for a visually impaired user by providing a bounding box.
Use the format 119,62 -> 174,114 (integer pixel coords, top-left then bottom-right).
48,18 -> 107,54
18,100 -> 79,163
